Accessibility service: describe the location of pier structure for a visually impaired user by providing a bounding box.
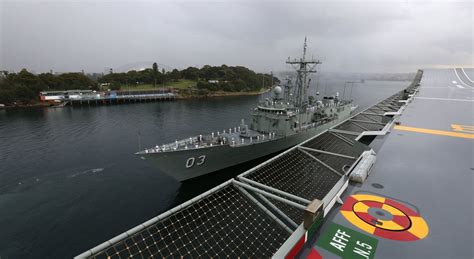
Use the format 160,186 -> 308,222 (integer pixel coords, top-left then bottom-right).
68,89 -> 175,106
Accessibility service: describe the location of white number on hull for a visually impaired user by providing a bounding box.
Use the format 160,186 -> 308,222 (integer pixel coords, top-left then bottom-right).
185,157 -> 195,168
197,155 -> 206,165
186,155 -> 206,168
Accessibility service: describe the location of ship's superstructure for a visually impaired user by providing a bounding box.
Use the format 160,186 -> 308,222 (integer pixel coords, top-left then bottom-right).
137,39 -> 356,181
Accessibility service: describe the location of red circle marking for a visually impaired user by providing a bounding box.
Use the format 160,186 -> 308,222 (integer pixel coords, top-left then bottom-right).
352,201 -> 412,231
340,194 -> 429,241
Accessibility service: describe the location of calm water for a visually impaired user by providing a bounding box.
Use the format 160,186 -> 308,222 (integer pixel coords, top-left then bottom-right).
0,79 -> 408,258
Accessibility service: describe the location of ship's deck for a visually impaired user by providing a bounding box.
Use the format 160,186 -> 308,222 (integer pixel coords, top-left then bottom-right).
302,68 -> 473,258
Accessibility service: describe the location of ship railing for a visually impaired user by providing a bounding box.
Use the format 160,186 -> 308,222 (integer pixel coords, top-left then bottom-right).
229,132 -> 278,147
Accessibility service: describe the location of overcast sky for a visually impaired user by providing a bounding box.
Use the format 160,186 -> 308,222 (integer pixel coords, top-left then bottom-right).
0,0 -> 472,74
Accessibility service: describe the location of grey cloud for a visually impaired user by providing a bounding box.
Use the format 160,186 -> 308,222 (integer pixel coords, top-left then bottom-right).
1,0 -> 472,74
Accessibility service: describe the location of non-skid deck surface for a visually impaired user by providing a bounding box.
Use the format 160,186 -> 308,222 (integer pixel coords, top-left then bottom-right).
308,68 -> 473,259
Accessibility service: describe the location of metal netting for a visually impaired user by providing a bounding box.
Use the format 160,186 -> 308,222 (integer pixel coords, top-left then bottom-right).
89,183 -> 291,258
349,120 -> 385,131
330,132 -> 359,142
243,148 -> 341,201
302,132 -> 361,157
352,113 -> 387,124
302,149 -> 356,175
330,132 -> 356,146
266,196 -> 306,225
376,99 -> 403,109
335,122 -> 366,133
364,107 -> 385,115
371,105 -> 396,112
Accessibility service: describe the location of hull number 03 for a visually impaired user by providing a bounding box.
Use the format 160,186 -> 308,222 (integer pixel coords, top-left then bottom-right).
186,155 -> 206,168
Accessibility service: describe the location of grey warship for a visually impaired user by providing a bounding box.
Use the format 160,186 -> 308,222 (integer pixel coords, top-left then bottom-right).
137,40 -> 357,181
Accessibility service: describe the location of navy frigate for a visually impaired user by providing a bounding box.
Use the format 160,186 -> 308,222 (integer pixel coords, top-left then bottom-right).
137,40 -> 357,181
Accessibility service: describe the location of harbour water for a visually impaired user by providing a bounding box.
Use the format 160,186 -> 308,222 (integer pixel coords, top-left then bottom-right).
0,79 -> 409,258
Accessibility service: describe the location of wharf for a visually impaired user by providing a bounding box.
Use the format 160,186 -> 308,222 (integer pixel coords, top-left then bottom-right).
68,90 -> 175,106
75,68 -> 473,258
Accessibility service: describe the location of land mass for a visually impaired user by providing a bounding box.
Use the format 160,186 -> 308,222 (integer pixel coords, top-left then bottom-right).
0,64 -> 279,107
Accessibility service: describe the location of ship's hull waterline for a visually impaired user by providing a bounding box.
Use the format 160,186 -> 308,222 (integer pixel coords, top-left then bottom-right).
139,116 -> 346,181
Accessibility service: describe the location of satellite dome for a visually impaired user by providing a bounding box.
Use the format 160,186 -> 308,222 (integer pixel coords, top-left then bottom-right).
273,86 -> 283,95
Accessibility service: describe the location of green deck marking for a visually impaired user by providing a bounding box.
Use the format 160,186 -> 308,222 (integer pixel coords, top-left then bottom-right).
317,223 -> 378,259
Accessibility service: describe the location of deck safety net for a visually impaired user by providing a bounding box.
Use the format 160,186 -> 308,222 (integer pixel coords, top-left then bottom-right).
333,70 -> 422,135
238,135 -> 361,224
88,182 -> 291,258
302,132 -> 362,157
243,148 -> 344,201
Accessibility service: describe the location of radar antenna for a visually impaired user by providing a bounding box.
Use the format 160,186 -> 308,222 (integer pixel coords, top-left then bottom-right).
286,37 -> 321,108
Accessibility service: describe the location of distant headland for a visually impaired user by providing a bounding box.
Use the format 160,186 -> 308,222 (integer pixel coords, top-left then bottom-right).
0,63 -> 279,108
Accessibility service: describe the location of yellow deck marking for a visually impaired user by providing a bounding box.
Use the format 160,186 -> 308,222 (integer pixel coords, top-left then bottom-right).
407,216 -> 430,239
394,125 -> 474,139
377,219 -> 405,231
340,210 -> 376,234
382,204 -> 405,216
451,124 -> 474,133
353,202 -> 370,213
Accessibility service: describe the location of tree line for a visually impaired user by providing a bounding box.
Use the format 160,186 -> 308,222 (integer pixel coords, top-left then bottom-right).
99,63 -> 279,92
0,64 -> 279,105
194,65 -> 278,92
0,69 -> 96,104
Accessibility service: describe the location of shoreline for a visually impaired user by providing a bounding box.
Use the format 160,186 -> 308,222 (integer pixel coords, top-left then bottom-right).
0,88 -> 272,109
0,102 -> 51,109
176,88 -> 271,99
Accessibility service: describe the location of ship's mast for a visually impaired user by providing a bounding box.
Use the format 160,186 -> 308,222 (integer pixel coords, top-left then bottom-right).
283,76 -> 292,103
286,37 -> 321,108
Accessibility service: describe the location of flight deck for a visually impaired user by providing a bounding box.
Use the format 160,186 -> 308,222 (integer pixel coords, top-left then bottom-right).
297,69 -> 473,258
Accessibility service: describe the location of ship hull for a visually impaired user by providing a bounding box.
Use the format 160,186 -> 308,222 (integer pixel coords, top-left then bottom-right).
140,116 -> 348,181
